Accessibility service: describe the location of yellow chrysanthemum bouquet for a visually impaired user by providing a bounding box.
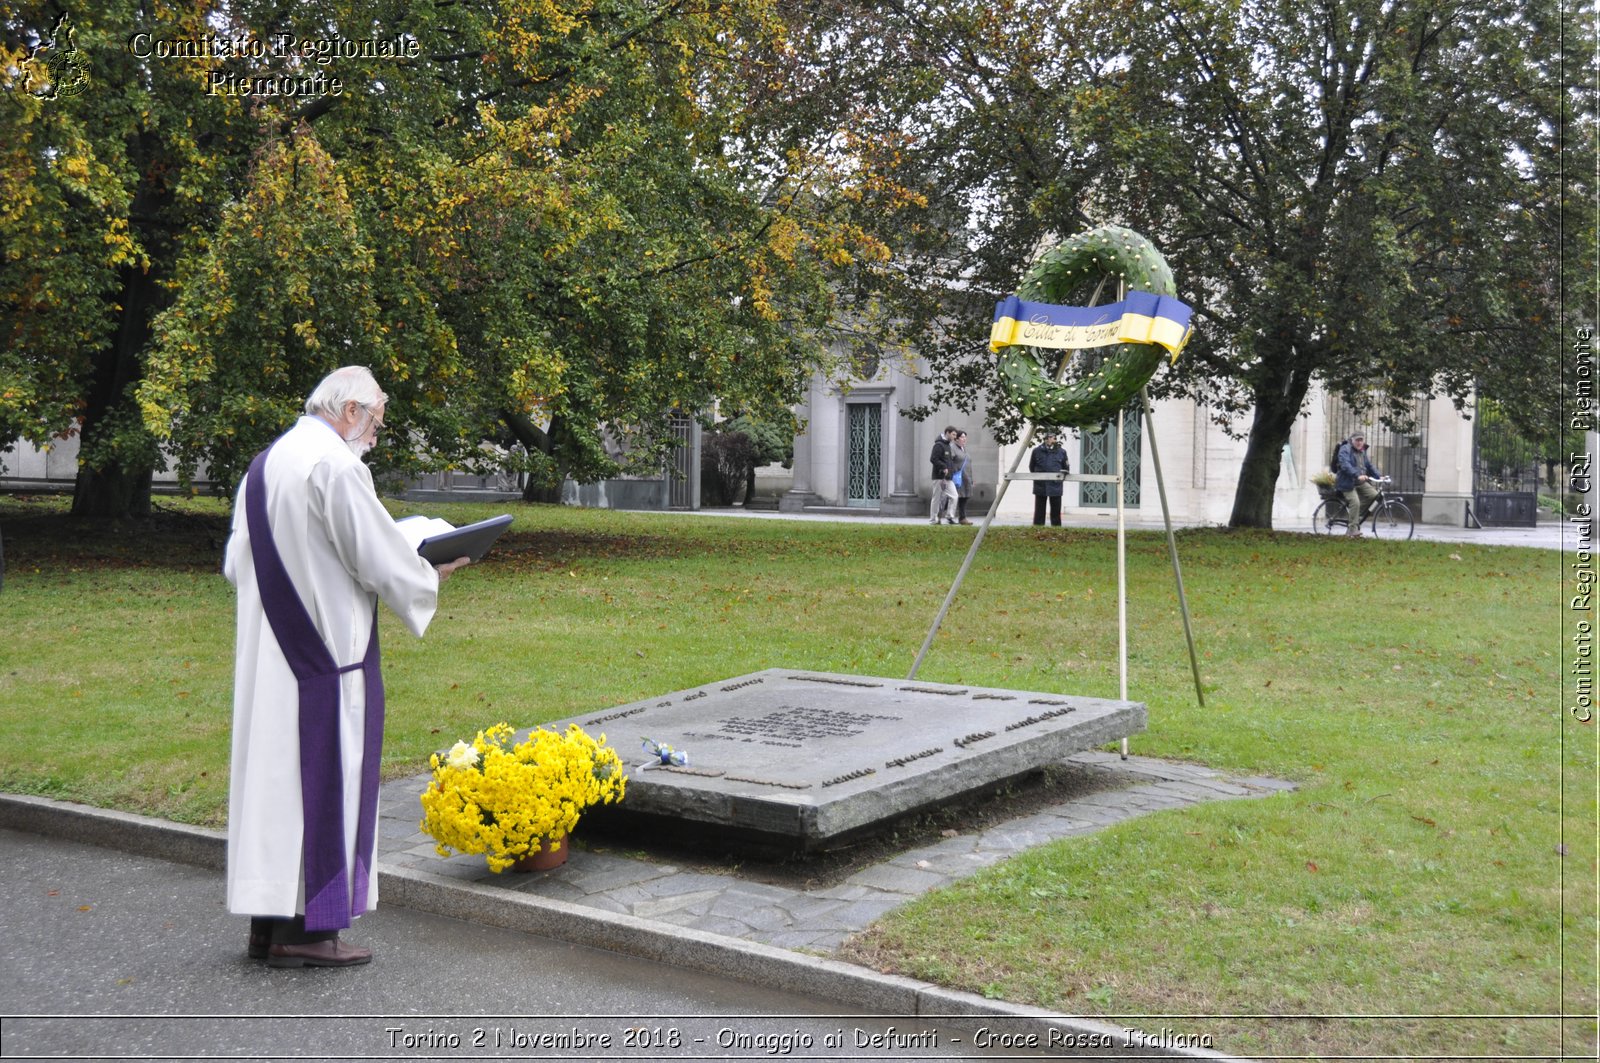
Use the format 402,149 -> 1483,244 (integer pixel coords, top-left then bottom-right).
419,723 -> 627,873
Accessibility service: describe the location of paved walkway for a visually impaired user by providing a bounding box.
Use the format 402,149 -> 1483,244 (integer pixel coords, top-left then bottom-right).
2,750 -> 1274,1060
685,506 -> 1572,550
377,750 -> 1295,954
17,827 -> 1238,1061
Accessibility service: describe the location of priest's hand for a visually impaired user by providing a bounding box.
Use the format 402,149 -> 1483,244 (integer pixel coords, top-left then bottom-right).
435,556 -> 472,582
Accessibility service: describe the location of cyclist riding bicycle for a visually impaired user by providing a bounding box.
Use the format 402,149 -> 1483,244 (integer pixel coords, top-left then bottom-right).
1334,433 -> 1382,539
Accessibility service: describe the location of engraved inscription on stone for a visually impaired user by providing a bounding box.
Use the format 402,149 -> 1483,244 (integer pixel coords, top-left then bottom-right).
709,704 -> 903,748
543,669 -> 1146,850
724,774 -> 810,790
583,705 -> 648,727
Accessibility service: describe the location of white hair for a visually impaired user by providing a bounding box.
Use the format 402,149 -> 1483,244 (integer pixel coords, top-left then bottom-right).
304,366 -> 386,420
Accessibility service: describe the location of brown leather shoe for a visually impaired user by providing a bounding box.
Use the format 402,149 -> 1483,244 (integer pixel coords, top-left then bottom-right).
267,938 -> 373,968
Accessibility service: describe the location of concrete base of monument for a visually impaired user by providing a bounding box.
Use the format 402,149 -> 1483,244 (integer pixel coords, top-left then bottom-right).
549,669 -> 1146,856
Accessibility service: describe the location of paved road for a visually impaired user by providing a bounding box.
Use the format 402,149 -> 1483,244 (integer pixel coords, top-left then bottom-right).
1,829 -> 1123,1062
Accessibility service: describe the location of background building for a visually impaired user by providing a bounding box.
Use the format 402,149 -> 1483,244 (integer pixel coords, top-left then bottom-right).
775,357 -> 1504,528
4,375 -> 1538,527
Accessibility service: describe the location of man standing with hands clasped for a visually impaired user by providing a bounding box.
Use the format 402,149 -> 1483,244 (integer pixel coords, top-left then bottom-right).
1029,430 -> 1070,526
224,366 -> 469,967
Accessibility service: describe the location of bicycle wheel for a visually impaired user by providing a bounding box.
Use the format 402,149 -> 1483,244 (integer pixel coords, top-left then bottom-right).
1313,498 -> 1348,534
1369,499 -> 1415,540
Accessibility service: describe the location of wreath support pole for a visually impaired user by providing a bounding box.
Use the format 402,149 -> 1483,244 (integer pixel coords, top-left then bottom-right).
1141,386 -> 1206,708
906,280 -> 1113,683
908,400 -> 1200,707
1116,404 -> 1129,757
908,400 -> 1202,726
905,397 -> 1045,682
1112,281 -> 1130,756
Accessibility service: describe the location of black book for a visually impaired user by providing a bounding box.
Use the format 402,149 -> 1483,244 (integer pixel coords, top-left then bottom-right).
396,514 -> 513,564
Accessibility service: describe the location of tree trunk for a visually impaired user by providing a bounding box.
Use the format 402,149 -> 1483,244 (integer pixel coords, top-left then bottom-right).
72,465 -> 155,519
521,478 -> 563,504
70,132 -> 173,520
502,410 -> 563,504
1228,361 -> 1313,529
70,262 -> 162,519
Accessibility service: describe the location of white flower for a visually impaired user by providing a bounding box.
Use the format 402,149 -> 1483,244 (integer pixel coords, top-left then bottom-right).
446,741 -> 479,770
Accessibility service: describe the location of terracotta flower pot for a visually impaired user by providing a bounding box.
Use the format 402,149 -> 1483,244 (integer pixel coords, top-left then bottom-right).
511,835 -> 569,872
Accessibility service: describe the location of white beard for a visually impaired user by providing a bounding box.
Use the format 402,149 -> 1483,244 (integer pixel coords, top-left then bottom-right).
345,437 -> 372,459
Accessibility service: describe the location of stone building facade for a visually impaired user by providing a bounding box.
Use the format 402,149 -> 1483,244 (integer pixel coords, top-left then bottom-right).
776,355 -> 1477,527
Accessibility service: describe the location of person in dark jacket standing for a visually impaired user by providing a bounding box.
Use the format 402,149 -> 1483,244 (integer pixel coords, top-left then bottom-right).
1029,431 -> 1069,526
929,425 -> 959,524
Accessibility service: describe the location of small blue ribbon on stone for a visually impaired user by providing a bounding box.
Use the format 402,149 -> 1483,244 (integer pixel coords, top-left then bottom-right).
642,738 -> 688,767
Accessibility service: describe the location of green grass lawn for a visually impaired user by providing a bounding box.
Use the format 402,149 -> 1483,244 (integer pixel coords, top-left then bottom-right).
0,493 -> 1592,1058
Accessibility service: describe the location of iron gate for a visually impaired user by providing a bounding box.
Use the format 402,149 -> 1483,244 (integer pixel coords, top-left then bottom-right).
1472,400 -> 1539,526
1325,394 -> 1429,497
667,414 -> 694,509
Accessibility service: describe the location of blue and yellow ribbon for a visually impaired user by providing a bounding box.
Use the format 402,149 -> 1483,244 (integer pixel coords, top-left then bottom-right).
990,290 -> 1193,362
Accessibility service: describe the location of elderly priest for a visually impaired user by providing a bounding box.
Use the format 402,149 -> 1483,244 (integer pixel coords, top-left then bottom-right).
223,366 -> 469,967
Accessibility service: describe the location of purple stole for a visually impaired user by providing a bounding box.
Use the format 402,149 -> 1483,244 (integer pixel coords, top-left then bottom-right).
244,444 -> 384,932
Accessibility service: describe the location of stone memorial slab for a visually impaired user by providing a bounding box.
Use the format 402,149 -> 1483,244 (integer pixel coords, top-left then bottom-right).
555,670 -> 1145,853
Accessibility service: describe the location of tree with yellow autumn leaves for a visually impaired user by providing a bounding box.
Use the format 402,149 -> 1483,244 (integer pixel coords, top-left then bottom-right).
2,0 -> 916,509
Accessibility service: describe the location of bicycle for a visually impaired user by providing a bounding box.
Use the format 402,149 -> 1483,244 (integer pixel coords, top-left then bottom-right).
1313,477 -> 1415,540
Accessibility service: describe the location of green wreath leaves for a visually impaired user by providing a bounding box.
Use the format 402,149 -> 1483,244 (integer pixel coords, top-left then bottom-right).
996,225 -> 1178,428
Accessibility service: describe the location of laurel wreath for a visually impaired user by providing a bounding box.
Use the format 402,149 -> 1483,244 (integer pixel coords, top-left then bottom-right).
995,224 -> 1178,428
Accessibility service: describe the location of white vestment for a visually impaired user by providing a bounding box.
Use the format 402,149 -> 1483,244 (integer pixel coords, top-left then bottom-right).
223,416 -> 439,919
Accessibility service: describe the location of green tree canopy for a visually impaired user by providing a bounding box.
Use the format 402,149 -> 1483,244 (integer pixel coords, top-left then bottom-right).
2,1 -> 255,514
758,0 -> 1593,527
3,0 -> 913,510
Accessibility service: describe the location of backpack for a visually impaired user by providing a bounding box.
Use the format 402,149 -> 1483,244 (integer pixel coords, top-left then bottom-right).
1329,439 -> 1347,473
